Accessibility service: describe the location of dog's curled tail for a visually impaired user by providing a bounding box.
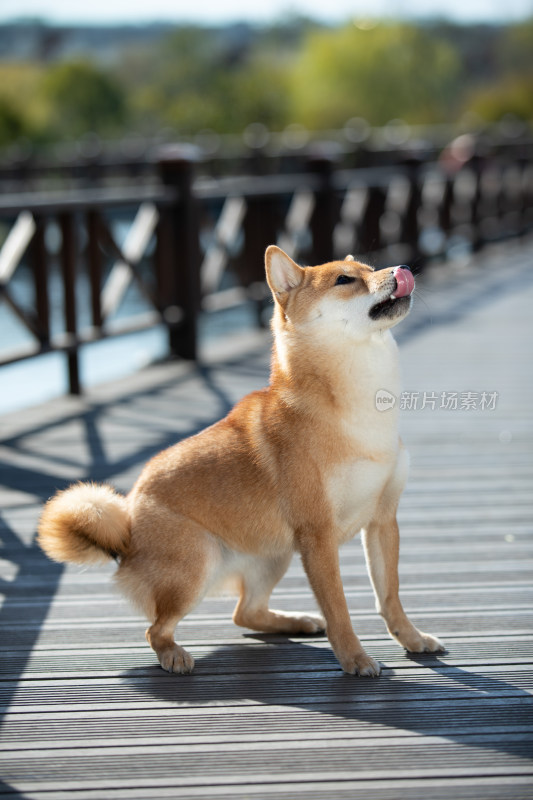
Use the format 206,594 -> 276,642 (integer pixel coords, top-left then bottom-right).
38,483 -> 130,565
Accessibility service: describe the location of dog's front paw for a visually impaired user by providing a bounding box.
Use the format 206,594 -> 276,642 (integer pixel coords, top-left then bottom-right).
401,630 -> 446,654
159,644 -> 195,674
338,650 -> 381,677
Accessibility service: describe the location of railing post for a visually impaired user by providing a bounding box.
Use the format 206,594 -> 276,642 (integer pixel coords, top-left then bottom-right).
401,158 -> 422,266
518,155 -> 530,238
59,211 -> 80,395
468,154 -> 483,252
308,151 -> 338,263
358,184 -> 386,256
236,196 -> 280,326
30,216 -> 50,348
439,174 -> 454,246
87,210 -> 103,330
158,146 -> 201,361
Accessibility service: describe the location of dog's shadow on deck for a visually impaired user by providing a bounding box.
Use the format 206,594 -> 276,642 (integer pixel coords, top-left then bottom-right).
121,635 -> 532,763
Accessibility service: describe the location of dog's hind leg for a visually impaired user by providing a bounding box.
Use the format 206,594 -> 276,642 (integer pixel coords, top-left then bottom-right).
142,564 -> 211,674
232,553 -> 325,635
144,539 -> 219,673
146,599 -> 196,674
117,510 -> 220,674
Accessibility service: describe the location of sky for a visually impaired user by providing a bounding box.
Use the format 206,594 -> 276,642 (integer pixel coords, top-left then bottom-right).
0,0 -> 531,25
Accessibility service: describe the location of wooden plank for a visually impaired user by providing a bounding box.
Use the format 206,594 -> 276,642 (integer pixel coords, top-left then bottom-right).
1,777 -> 530,800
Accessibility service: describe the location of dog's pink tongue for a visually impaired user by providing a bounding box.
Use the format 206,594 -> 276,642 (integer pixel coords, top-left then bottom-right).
392,266 -> 414,298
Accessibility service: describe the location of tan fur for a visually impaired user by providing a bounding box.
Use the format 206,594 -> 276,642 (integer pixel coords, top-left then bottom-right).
38,483 -> 129,564
38,246 -> 444,675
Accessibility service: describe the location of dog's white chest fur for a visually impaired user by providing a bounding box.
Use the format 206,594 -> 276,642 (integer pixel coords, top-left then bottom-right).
328,458 -> 393,542
323,331 -> 404,542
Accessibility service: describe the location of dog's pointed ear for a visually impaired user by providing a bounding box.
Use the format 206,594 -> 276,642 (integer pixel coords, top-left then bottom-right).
265,246 -> 304,297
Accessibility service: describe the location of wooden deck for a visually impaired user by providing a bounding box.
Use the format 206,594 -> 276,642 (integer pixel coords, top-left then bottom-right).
1,239 -> 532,799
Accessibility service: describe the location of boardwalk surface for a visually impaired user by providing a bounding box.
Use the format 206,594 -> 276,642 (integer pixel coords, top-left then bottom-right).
1,239 -> 532,799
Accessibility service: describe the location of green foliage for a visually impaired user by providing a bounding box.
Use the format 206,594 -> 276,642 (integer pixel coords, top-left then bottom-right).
468,76 -> 533,122
499,19 -> 533,76
0,19 -> 531,152
0,96 -> 27,146
0,62 -> 50,144
42,60 -> 128,139
159,56 -> 290,134
288,22 -> 461,127
122,26 -> 291,135
462,19 -> 533,123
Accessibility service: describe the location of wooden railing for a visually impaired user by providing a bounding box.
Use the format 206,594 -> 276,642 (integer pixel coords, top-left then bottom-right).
0,143 -> 532,394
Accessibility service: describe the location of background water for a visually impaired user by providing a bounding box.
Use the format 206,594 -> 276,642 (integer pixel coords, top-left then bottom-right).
0,267 -> 259,415
0,203 -> 265,416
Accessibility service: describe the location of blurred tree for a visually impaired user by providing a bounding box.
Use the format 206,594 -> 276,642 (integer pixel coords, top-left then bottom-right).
230,55 -> 291,131
42,60 -> 128,139
0,62 -> 48,145
0,97 -> 27,146
468,77 -> 533,122
288,22 -> 461,128
464,18 -> 533,122
0,19 -> 530,152
121,27 -> 220,133
122,25 -> 291,135
499,18 -> 533,76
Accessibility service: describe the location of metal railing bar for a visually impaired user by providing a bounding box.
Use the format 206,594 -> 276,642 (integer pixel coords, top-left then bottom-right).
100,203 -> 159,321
0,186 -> 177,215
0,211 -> 36,284
201,196 -> 247,295
96,216 -> 159,321
0,310 -> 167,367
1,287 -> 43,343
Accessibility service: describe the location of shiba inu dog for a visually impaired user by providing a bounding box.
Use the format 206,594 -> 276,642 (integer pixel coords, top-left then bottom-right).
38,246 -> 444,676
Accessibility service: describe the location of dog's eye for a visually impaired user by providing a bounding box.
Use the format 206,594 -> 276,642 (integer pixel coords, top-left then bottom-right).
335,275 -> 356,286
